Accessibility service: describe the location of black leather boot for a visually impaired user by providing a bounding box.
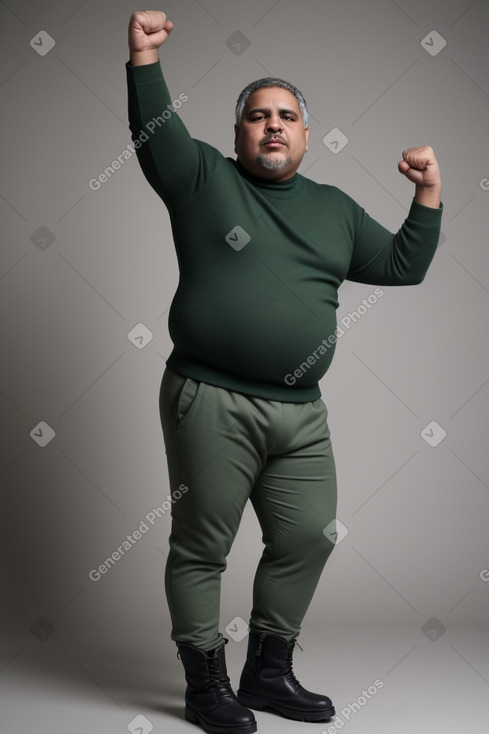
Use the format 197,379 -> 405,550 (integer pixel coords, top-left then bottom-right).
237,629 -> 335,722
176,637 -> 257,734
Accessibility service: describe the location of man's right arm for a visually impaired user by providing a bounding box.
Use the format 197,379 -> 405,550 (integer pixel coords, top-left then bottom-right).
129,9 -> 171,66
127,10 -> 211,208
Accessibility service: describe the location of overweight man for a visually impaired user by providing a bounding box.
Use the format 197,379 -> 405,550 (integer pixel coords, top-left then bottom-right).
126,10 -> 443,734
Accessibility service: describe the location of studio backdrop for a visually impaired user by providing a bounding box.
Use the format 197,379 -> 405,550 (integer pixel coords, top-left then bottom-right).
1,0 -> 488,682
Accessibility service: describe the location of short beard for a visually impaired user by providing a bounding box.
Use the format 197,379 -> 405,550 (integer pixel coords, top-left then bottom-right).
255,153 -> 291,172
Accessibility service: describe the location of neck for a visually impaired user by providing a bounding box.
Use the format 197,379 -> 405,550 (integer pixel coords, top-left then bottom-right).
236,157 -> 298,183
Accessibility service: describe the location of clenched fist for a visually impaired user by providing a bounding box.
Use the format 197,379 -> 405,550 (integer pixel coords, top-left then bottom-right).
128,10 -> 174,65
398,146 -> 442,208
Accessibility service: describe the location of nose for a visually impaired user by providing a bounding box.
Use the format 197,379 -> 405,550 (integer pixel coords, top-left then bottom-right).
266,115 -> 283,132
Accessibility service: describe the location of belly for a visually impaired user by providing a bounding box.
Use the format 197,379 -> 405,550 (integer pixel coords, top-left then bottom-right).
168,284 -> 338,388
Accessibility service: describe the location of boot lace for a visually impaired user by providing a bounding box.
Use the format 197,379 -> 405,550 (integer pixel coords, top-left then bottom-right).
206,654 -> 236,701
285,640 -> 303,688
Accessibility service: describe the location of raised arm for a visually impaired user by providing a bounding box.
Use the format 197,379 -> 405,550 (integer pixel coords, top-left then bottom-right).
346,146 -> 443,286
126,10 -> 217,208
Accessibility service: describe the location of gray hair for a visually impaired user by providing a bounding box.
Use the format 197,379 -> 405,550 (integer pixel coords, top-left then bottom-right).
235,77 -> 309,128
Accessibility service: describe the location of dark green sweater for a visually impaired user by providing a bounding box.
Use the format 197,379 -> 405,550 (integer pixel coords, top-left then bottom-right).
126,60 -> 443,402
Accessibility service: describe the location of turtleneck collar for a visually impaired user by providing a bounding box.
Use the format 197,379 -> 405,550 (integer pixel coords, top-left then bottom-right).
231,158 -> 303,197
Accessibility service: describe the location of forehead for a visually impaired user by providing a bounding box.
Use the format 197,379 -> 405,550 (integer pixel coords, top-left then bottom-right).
244,86 -> 301,112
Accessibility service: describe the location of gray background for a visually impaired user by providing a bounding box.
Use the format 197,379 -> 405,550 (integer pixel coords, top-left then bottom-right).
1,0 -> 488,732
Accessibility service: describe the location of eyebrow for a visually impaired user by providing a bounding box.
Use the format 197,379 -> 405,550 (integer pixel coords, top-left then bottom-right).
247,107 -> 299,118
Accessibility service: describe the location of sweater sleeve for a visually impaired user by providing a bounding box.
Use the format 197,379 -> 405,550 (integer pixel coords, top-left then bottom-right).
126,59 -> 219,209
346,197 -> 443,286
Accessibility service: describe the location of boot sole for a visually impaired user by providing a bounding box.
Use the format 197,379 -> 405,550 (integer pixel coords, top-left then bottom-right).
185,706 -> 257,734
237,692 -> 335,722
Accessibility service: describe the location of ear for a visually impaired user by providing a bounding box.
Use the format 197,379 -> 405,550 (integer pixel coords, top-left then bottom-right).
234,123 -> 239,154
304,126 -> 310,153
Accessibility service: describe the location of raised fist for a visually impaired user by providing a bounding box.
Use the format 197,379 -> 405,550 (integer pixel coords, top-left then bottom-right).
398,146 -> 441,188
128,10 -> 174,52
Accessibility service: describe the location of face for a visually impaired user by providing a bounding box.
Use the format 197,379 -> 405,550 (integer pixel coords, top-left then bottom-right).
234,86 -> 309,181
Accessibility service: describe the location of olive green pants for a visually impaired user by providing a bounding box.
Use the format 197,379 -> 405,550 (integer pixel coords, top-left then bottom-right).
159,366 -> 337,652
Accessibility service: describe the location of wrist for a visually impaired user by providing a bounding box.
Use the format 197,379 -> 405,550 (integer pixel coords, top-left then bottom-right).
129,48 -> 159,66
414,183 -> 441,209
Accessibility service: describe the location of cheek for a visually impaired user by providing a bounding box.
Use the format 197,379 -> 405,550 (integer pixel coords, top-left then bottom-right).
242,134 -> 259,153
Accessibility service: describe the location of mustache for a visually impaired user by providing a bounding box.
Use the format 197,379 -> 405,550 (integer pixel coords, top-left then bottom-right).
260,134 -> 288,146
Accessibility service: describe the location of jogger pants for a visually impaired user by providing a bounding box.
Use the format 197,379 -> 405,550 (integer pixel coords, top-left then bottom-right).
159,366 -> 337,652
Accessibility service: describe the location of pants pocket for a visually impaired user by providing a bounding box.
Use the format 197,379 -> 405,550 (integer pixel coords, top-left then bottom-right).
160,367 -> 201,426
177,376 -> 200,424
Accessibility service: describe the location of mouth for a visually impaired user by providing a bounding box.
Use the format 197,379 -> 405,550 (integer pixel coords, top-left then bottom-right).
262,141 -> 286,150
262,137 -> 287,149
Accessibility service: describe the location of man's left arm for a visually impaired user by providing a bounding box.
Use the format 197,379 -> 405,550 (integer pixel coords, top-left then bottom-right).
399,146 -> 441,209
346,146 -> 443,286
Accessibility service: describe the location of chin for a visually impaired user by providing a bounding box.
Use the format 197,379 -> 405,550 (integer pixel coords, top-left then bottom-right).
256,153 -> 292,173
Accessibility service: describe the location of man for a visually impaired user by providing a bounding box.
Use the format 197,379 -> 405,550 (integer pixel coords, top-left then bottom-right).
126,10 -> 442,734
